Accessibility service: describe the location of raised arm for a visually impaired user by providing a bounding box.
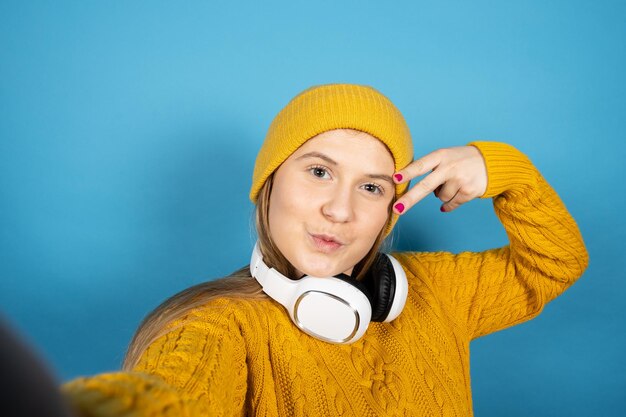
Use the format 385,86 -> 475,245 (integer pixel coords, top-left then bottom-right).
392,141 -> 588,340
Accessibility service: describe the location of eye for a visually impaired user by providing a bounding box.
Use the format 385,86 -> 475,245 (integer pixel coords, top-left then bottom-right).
362,183 -> 384,195
308,165 -> 331,179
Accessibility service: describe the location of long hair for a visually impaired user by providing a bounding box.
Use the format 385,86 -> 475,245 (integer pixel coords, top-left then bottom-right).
122,173 -> 393,370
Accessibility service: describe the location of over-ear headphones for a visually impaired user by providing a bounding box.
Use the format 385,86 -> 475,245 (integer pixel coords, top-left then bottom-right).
249,243 -> 408,344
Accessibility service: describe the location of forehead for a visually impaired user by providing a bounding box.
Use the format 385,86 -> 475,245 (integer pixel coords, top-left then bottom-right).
289,129 -> 395,170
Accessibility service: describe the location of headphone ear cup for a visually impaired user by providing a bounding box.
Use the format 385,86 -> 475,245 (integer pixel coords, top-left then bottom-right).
333,273 -> 375,307
364,253 -> 396,322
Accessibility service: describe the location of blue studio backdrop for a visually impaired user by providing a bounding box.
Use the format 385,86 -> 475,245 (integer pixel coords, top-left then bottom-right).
1,1 -> 624,416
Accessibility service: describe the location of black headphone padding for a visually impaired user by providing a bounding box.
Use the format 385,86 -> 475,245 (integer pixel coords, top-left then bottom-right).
333,273 -> 375,307
363,253 -> 396,322
333,253 -> 396,322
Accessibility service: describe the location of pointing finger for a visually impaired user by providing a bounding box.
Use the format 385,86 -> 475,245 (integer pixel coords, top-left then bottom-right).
393,150 -> 443,184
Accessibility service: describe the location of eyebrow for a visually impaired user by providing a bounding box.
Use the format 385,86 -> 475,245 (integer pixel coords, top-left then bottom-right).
295,152 -> 394,184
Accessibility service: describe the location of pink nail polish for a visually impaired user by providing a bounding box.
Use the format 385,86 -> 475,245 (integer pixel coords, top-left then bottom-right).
395,203 -> 405,214
394,173 -> 403,182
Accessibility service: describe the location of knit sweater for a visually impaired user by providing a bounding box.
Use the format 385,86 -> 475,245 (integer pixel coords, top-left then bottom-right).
62,141 -> 588,417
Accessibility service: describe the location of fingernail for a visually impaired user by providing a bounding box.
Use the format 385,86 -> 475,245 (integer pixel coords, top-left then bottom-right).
394,202 -> 405,214
394,173 -> 403,182
440,205 -> 446,212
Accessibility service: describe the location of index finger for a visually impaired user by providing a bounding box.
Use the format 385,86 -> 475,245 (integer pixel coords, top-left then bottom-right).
393,150 -> 443,184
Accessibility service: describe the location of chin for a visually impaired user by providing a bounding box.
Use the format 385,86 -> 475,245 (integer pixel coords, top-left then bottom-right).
295,247 -> 367,278
296,258 -> 347,278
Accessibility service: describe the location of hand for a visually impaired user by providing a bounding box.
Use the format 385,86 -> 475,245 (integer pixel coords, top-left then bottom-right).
392,145 -> 488,214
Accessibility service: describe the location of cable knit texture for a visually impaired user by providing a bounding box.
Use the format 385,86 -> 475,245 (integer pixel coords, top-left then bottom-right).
62,142 -> 588,416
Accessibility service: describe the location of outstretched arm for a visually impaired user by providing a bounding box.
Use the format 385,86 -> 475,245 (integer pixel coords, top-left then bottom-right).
62,299 -> 248,416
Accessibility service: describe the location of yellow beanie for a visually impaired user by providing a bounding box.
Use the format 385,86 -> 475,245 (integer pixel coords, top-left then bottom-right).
250,84 -> 414,233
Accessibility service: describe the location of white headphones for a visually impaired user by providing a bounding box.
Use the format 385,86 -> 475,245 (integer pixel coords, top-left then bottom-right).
249,242 -> 408,344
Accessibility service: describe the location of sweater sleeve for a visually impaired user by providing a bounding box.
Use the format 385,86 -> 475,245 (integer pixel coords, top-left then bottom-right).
394,141 -> 589,341
62,299 -> 248,417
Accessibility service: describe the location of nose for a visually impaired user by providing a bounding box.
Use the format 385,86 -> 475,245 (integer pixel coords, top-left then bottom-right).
321,186 -> 354,223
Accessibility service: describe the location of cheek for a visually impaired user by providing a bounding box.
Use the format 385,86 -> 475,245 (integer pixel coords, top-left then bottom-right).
349,205 -> 389,259
268,180 -> 312,245
361,204 -> 390,236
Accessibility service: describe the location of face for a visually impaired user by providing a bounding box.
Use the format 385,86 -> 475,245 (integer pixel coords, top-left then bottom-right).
268,129 -> 395,278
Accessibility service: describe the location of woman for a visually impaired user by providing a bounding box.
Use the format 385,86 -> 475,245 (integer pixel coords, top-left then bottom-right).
63,84 -> 588,416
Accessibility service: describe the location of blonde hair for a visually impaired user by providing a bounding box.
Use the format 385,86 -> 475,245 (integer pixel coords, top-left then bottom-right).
122,173 -> 392,370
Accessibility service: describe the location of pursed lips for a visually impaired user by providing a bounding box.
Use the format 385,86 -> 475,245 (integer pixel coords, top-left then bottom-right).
308,233 -> 346,253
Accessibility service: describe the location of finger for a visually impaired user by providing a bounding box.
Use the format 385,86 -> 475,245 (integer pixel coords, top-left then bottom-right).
393,150 -> 443,184
393,169 -> 447,214
435,182 -> 460,204
441,189 -> 473,212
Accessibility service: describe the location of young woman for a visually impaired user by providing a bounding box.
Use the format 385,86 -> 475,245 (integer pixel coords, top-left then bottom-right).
63,84 -> 588,416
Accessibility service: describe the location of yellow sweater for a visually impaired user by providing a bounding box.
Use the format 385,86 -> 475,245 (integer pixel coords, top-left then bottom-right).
63,142 -> 588,416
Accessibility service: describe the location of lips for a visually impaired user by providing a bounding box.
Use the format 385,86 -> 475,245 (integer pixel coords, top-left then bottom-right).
309,233 -> 345,253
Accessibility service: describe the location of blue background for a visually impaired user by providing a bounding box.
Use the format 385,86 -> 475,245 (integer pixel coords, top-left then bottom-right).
1,1 -> 624,415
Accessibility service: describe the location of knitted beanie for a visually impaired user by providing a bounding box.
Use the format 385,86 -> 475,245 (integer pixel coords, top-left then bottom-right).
250,84 -> 414,234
